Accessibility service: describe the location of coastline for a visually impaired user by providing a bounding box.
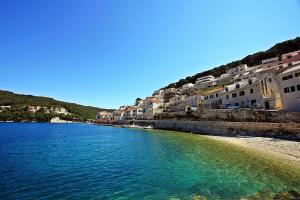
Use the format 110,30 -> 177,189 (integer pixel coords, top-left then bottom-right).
202,135 -> 300,165
108,122 -> 300,165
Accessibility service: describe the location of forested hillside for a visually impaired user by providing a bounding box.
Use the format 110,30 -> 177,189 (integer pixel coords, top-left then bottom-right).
0,90 -> 113,122
163,37 -> 300,89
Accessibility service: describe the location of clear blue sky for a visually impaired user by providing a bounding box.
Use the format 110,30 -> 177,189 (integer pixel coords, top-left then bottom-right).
1,0 -> 300,109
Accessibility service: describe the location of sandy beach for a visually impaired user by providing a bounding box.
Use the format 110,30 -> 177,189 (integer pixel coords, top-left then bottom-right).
203,135 -> 300,165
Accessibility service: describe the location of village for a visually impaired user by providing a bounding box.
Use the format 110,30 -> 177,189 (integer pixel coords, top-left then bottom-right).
96,50 -> 300,123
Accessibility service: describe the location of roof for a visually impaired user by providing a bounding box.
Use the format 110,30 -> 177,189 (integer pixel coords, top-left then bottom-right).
282,49 -> 300,56
277,64 -> 300,76
202,86 -> 224,95
225,77 -> 259,92
97,111 -> 112,116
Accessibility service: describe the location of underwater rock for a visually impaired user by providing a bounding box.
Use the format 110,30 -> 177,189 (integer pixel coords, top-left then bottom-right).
273,190 -> 300,200
192,194 -> 207,200
240,190 -> 273,200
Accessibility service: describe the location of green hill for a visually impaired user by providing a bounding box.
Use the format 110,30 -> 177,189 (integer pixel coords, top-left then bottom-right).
163,36 -> 300,89
0,90 -> 113,122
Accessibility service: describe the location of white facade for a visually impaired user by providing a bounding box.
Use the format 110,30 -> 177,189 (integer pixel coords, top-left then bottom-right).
215,73 -> 234,84
195,75 -> 216,89
185,93 -> 204,108
180,83 -> 195,94
276,65 -> 300,112
222,73 -> 281,109
203,88 -> 223,109
227,64 -> 248,76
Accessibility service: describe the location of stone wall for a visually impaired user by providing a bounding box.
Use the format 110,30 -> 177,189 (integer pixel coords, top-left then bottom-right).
154,109 -> 300,123
119,119 -> 300,141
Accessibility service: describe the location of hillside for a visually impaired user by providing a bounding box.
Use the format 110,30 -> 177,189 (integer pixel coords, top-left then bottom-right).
163,36 -> 300,89
0,90 -> 113,122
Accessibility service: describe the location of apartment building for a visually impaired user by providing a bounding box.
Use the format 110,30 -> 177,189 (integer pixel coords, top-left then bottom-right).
276,65 -> 300,111
203,87 -> 223,109
185,93 -> 204,108
222,73 -> 281,109
180,83 -> 195,94
195,75 -> 216,89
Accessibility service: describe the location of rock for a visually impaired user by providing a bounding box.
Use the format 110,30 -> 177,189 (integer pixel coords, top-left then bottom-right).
274,190 -> 300,200
192,194 -> 207,200
241,190 -> 273,200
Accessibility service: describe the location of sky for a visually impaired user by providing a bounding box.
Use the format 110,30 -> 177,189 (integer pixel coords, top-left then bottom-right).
0,0 -> 300,109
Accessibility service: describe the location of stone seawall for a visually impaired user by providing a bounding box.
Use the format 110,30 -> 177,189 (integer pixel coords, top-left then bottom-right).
154,109 -> 300,123
118,120 -> 300,141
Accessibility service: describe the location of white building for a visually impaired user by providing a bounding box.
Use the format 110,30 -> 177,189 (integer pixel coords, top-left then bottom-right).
195,75 -> 216,89
276,65 -> 300,112
180,83 -> 195,94
185,93 -> 204,108
215,73 -> 234,84
203,87 -> 224,109
227,64 -> 248,76
222,73 -> 281,110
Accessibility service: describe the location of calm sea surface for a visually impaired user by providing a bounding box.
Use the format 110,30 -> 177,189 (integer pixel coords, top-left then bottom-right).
0,123 -> 299,200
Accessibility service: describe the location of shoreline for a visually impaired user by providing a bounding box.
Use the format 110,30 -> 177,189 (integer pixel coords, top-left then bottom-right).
202,135 -> 300,165
2,121 -> 300,165
104,122 -> 300,165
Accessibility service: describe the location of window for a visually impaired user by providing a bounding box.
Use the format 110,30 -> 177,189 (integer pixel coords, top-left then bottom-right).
287,55 -> 292,59
297,85 -> 300,91
236,84 -> 240,89
232,93 -> 237,98
269,78 -> 272,82
291,86 -> 296,92
248,80 -> 252,85
284,87 -> 290,93
250,88 -> 254,93
216,93 -> 219,97
225,88 -> 228,92
234,103 -> 239,106
282,74 -> 293,81
239,91 -> 245,96
251,100 -> 256,106
226,95 -> 229,99
295,72 -> 300,77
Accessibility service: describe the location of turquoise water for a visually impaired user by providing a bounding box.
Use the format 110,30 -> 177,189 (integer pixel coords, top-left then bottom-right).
0,123 -> 299,200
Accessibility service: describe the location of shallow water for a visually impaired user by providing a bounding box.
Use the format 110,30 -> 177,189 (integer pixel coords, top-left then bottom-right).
0,123 -> 299,199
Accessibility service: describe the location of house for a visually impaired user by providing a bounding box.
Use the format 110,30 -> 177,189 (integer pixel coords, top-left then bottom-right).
121,106 -> 134,120
163,88 -> 179,103
179,83 -> 195,94
134,98 -> 144,106
215,73 -> 234,85
276,65 -> 300,112
185,93 -> 204,108
281,50 -> 300,65
140,97 -> 164,119
203,87 -> 224,109
96,111 -> 113,122
168,95 -> 187,111
227,64 -> 248,76
195,75 -> 216,89
221,73 -> 281,110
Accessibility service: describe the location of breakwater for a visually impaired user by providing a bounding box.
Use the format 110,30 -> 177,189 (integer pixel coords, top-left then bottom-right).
117,120 -> 300,141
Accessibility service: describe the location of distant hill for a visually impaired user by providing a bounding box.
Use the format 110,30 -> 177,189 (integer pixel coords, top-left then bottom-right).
163,36 -> 300,89
0,90 -> 113,122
